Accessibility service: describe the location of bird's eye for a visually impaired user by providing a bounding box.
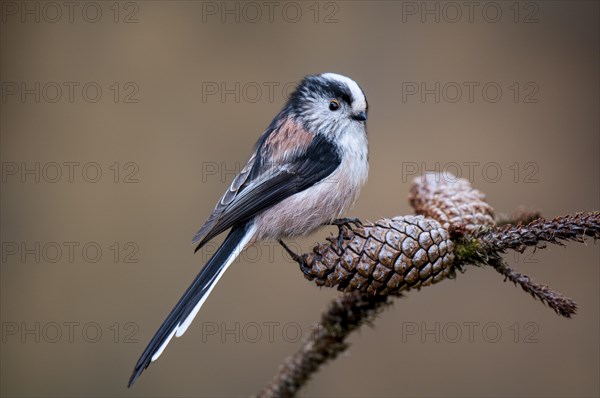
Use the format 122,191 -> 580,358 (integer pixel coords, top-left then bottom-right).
329,100 -> 340,111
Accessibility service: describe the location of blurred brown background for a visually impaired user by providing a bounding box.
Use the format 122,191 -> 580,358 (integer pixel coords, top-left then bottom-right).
1,1 -> 598,397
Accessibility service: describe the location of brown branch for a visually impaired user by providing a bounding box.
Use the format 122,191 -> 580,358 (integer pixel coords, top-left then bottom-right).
481,212 -> 600,253
257,292 -> 392,398
486,256 -> 577,318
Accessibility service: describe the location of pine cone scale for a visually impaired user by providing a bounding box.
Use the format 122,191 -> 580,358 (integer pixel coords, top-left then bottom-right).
409,173 -> 496,234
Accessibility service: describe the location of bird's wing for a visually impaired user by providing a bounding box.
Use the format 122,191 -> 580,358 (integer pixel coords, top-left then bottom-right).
191,152 -> 256,248
192,133 -> 341,252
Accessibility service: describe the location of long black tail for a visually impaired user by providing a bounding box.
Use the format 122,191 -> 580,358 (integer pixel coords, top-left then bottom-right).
128,223 -> 254,387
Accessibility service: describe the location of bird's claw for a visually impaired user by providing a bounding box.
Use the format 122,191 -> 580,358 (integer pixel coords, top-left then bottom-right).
330,217 -> 363,228
329,218 -> 363,253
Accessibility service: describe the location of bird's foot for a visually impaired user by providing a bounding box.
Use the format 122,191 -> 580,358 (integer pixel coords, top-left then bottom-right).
329,218 -> 363,253
330,217 -> 363,228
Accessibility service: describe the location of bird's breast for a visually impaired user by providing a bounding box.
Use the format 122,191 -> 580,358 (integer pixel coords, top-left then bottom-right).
253,128 -> 368,241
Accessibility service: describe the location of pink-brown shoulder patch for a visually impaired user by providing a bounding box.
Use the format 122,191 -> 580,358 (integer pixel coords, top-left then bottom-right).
265,117 -> 313,162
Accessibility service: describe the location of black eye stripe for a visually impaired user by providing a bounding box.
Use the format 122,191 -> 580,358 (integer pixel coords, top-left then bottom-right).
286,74 -> 364,114
326,81 -> 353,105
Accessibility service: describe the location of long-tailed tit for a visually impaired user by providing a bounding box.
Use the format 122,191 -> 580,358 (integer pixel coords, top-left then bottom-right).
128,73 -> 369,386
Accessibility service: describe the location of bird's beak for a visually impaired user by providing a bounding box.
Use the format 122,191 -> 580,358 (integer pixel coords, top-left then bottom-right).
351,111 -> 367,121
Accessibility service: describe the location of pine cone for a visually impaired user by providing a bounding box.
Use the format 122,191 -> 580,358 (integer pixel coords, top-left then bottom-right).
299,216 -> 456,295
409,173 -> 496,235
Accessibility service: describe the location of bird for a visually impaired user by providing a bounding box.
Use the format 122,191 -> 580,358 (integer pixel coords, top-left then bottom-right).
128,72 -> 369,387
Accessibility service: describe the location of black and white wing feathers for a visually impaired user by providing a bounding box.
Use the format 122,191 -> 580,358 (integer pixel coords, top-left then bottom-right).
192,133 -> 341,251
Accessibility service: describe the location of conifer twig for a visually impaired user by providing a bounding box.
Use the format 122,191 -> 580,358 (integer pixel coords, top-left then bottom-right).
258,174 -> 598,397
486,256 -> 578,317
257,292 -> 392,398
